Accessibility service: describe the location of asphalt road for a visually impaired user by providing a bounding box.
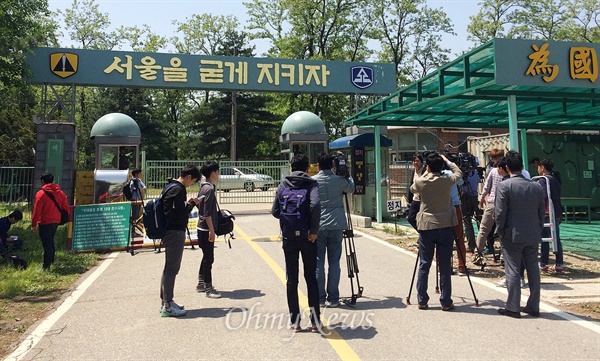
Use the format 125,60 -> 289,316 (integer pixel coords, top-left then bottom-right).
5,205 -> 600,361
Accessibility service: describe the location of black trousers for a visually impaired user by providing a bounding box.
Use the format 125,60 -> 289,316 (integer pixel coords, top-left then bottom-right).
39,224 -> 58,270
198,230 -> 215,284
282,237 -> 320,326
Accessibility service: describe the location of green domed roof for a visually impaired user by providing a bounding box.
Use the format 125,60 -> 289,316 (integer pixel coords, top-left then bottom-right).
281,111 -> 326,135
90,113 -> 141,138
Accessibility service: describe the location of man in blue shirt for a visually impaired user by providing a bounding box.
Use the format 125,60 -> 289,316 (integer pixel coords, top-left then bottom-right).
313,153 -> 355,308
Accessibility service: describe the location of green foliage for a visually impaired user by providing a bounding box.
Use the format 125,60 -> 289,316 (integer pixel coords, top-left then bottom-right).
60,0 -> 119,49
0,0 -> 56,87
0,206 -> 99,299
467,0 -> 600,44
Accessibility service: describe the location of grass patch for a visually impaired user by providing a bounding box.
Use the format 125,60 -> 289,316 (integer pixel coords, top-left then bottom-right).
0,205 -> 100,299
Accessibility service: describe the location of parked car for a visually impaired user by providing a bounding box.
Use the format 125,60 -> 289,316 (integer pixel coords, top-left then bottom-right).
218,167 -> 275,192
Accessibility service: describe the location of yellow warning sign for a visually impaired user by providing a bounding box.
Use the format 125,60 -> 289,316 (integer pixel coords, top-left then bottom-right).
50,53 -> 78,78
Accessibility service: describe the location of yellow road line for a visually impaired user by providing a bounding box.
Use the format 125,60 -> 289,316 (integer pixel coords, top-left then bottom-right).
234,225 -> 361,361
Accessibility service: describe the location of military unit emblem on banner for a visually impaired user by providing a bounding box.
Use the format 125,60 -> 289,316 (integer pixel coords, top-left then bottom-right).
351,66 -> 374,89
50,53 -> 79,79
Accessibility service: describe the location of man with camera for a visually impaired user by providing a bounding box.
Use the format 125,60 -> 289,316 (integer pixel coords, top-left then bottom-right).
410,152 -> 462,311
313,152 -> 355,308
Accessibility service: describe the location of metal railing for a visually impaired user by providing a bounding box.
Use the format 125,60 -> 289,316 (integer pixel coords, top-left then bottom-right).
0,167 -> 35,205
143,160 -> 289,203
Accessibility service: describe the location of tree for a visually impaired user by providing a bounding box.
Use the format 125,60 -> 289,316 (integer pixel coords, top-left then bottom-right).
371,0 -> 454,86
467,0 -> 600,44
0,0 -> 57,166
0,0 -> 57,87
467,0 -> 519,45
60,0 -> 119,49
245,0 -> 375,139
509,0 -> 571,40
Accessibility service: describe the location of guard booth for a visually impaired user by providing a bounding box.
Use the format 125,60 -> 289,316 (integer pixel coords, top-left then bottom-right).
89,113 -> 141,203
279,111 -> 329,176
329,133 -> 392,218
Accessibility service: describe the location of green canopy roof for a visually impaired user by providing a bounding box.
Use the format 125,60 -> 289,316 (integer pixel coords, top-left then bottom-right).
345,38 -> 600,131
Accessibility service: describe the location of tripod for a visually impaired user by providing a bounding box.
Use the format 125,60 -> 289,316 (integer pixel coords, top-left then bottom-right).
341,193 -> 363,305
406,234 -> 479,306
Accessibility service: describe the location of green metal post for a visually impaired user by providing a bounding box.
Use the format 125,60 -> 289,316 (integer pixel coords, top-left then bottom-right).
375,126 -> 383,223
520,129 -> 529,171
507,95 -> 519,152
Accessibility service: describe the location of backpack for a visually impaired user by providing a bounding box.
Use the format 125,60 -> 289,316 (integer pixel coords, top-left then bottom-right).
122,178 -> 140,201
277,186 -> 311,240
122,182 -> 133,201
143,183 -> 179,239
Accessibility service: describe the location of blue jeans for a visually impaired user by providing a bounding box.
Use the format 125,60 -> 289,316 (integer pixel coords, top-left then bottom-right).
316,230 -> 343,304
540,217 -> 563,266
282,238 -> 320,326
417,227 -> 454,307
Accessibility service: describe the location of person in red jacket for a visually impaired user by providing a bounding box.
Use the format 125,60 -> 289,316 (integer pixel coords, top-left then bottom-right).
32,173 -> 69,271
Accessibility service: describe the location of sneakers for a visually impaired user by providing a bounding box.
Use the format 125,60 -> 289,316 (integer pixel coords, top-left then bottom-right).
540,264 -> 549,272
553,265 -> 564,273
206,287 -> 222,298
325,301 -> 340,308
289,324 -> 302,332
418,304 -> 428,310
457,268 -> 467,276
160,303 -> 187,317
496,278 -> 527,288
196,281 -> 206,293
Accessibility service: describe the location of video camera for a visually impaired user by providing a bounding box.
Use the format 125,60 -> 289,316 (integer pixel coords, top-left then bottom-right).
445,152 -> 478,173
421,150 -> 478,174
333,151 -> 349,177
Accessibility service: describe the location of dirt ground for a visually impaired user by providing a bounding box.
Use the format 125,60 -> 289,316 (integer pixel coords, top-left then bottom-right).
1,229 -> 599,359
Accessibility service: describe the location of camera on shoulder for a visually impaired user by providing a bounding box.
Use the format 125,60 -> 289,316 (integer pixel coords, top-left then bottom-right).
333,151 -> 349,177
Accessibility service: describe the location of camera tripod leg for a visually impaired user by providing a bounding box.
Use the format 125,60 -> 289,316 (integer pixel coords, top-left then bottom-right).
406,250 -> 420,305
455,236 -> 479,306
435,249 -> 440,294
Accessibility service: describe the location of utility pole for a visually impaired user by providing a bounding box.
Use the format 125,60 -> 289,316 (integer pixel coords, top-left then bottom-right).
230,47 -> 238,161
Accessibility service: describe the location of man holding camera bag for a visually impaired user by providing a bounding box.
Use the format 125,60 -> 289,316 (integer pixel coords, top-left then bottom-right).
410,153 -> 462,311
313,152 -> 355,308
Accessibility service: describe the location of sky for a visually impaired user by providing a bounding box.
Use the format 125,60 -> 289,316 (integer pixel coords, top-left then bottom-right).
47,0 -> 482,59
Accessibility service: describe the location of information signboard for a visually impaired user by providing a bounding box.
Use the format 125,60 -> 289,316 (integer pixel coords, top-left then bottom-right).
72,203 -> 131,251
352,147 -> 366,195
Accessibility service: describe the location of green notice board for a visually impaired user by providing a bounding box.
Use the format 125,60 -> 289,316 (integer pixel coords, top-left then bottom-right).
72,203 -> 131,251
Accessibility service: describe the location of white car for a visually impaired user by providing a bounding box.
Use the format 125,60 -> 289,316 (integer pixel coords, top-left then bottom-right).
218,167 -> 275,192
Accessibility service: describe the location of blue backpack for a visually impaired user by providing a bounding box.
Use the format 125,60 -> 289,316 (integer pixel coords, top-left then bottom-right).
143,183 -> 179,239
278,186 -> 311,240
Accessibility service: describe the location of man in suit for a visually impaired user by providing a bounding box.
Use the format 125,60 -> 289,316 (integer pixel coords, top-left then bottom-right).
494,151 -> 545,318
410,152 -> 462,311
